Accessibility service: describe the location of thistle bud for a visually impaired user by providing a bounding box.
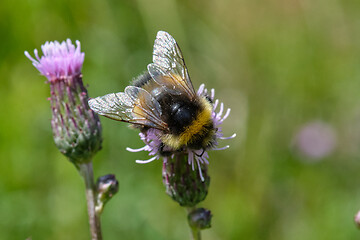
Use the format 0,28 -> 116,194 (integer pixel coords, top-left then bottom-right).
162,154 -> 210,207
25,39 -> 102,165
188,208 -> 212,230
95,174 -> 119,214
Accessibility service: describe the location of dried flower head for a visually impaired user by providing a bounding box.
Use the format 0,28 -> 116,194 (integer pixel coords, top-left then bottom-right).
25,39 -> 102,165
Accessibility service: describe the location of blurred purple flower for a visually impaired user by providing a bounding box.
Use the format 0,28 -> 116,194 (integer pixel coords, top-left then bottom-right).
355,210 -> 360,228
292,121 -> 337,160
25,39 -> 102,164
127,84 -> 236,181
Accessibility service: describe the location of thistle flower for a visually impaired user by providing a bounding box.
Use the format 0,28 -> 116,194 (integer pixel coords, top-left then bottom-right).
25,39 -> 102,165
127,84 -> 236,181
162,153 -> 210,207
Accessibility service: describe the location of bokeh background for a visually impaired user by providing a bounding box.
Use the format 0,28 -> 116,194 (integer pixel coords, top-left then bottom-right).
1,0 -> 360,239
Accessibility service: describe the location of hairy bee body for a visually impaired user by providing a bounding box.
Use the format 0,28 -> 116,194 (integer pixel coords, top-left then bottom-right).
88,31 -> 216,156
132,72 -> 215,154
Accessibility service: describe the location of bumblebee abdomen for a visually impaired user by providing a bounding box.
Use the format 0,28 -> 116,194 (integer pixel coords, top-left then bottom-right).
161,97 -> 214,150
167,101 -> 197,134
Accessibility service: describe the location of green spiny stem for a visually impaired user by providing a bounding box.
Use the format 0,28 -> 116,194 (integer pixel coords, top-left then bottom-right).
79,162 -> 102,240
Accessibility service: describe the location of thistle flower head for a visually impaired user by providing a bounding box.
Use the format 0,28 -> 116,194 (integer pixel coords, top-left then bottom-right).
25,39 -> 84,81
127,84 -> 236,181
162,153 -> 210,207
25,39 -> 102,165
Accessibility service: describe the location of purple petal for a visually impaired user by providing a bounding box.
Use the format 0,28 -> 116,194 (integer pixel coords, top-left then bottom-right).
25,39 -> 84,81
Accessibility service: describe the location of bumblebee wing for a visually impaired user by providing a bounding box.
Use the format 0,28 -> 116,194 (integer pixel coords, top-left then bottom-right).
149,31 -> 196,98
88,86 -> 168,130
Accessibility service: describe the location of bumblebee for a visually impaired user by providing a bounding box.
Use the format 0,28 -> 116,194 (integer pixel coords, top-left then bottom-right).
88,31 -> 215,155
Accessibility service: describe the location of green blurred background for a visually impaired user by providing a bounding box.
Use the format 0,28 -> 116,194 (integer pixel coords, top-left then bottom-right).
1,0 -> 360,239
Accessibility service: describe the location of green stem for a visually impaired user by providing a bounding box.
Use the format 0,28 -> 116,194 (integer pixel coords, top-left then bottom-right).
79,162 -> 103,240
189,225 -> 201,240
186,207 -> 201,240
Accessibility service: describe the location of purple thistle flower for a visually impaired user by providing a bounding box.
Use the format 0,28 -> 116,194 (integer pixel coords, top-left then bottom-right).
25,39 -> 102,165
25,39 -> 84,82
162,153 -> 210,207
127,84 -> 236,181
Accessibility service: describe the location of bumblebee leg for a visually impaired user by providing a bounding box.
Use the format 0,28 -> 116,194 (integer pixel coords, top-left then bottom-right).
194,149 -> 206,158
159,143 -> 173,157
